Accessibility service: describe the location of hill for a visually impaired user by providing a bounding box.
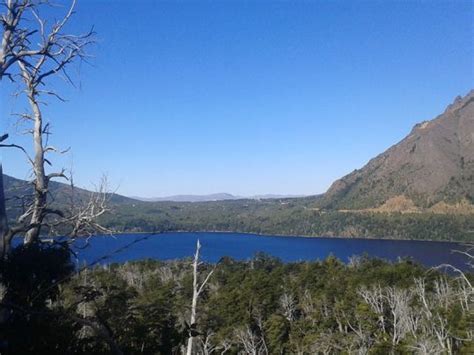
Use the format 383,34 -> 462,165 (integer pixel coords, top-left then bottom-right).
131,193 -> 238,202
321,90 -> 474,211
131,193 -> 306,202
3,174 -> 135,219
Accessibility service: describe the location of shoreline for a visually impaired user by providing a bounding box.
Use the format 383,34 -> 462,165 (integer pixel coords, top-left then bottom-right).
72,230 -> 468,244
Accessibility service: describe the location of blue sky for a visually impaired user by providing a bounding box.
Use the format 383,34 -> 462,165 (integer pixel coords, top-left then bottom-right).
1,0 -> 472,197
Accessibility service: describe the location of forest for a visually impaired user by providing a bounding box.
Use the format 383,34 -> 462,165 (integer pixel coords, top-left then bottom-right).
101,199 -> 474,242
1,242 -> 472,354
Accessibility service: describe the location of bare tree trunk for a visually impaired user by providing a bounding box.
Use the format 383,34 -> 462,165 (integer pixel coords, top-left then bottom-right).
186,240 -> 200,355
24,89 -> 47,244
186,239 -> 215,355
0,164 -> 9,257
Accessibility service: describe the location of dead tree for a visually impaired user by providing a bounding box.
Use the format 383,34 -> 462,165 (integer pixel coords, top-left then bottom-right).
199,331 -> 217,355
1,0 -> 91,81
0,165 -> 8,256
385,287 -> 412,347
0,2 -> 119,353
358,285 -> 386,333
0,0 -> 33,80
0,0 -> 99,254
279,292 -> 297,322
216,339 -> 232,354
235,326 -> 263,355
16,0 -> 93,243
186,239 -> 215,355
0,0 -> 36,250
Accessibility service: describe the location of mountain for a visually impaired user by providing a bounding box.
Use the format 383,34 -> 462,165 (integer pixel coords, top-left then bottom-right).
131,193 -> 306,202
250,194 -> 306,200
3,173 -> 135,214
320,90 -> 474,211
131,193 -> 239,202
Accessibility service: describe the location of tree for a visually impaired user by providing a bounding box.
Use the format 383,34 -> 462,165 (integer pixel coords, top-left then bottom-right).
0,0 -> 35,80
0,0 -> 106,257
0,166 -> 8,257
0,1 -> 117,353
186,239 -> 215,355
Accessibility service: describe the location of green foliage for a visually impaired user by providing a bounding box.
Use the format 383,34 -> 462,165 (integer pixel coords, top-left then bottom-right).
6,172 -> 473,241
1,244 -> 472,354
99,198 -> 474,241
56,256 -> 473,353
0,243 -> 77,354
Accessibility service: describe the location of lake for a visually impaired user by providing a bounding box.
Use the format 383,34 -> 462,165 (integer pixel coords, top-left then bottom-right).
70,232 -> 471,271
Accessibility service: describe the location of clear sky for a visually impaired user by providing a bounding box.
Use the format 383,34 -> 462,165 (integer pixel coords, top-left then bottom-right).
1,0 -> 472,197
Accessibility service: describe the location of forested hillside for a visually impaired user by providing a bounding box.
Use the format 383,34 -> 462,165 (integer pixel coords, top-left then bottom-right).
100,198 -> 472,241
4,179 -> 474,241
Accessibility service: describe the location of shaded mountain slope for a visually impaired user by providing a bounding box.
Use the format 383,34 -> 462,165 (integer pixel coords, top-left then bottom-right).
3,174 -> 135,219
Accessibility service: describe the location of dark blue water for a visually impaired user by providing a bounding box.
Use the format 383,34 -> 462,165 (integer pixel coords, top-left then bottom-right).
69,232 -> 471,271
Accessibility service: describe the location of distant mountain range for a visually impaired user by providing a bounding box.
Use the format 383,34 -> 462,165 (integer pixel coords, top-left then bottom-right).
130,193 -> 306,202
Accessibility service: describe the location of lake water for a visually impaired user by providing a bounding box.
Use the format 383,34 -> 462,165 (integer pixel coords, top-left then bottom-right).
70,232 -> 471,271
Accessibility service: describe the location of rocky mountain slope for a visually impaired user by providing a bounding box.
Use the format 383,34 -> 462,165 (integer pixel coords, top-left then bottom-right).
320,90 -> 474,211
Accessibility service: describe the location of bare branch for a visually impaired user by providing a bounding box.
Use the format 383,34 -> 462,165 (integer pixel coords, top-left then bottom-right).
0,142 -> 34,164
